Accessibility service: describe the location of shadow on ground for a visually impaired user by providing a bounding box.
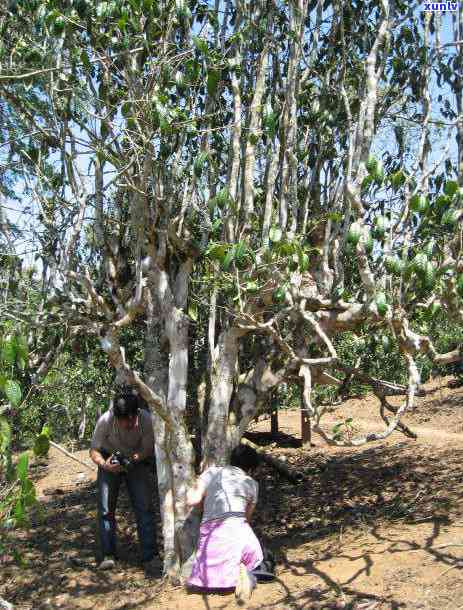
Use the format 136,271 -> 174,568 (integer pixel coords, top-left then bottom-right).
4,425 -> 463,609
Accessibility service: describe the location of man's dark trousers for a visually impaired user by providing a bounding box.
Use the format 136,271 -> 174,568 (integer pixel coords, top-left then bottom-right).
97,460 -> 157,562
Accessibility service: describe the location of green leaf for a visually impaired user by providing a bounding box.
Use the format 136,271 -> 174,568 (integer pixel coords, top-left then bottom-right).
16,452 -> 29,482
15,334 -> 28,363
193,151 -> 208,178
372,216 -> 387,240
214,187 -> 231,209
381,335 -> 391,352
366,155 -> 378,174
427,302 -> 441,318
14,499 -> 26,525
441,209 -> 460,227
96,2 -> 110,18
421,261 -> 435,290
443,180 -> 458,197
1,338 -> 17,366
327,212 -> 343,223
33,434 -> 50,458
121,102 -> 131,117
423,239 -> 435,259
375,292 -> 388,317
207,69 -> 220,97
384,255 -> 404,276
436,194 -> 451,209
117,16 -> 128,31
389,170 -> 406,190
192,35 -> 209,55
4,380 -> 22,407
272,287 -> 286,304
410,194 -> 429,214
234,242 -> 252,270
361,175 -> 373,191
21,478 -> 36,507
262,102 -> 278,137
222,246 -> 235,271
456,274 -> 463,298
175,70 -> 186,92
298,252 -> 310,272
206,243 -> 228,263
412,252 -> 428,274
176,0 -> 192,20
245,281 -> 259,293
374,161 -> 385,185
0,373 -> 6,392
269,226 -> 283,243
80,50 -> 91,71
0,416 -> 12,453
360,228 -> 373,254
347,222 -> 362,246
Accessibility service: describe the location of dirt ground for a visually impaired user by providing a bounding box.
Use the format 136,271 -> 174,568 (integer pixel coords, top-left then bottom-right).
2,376 -> 463,610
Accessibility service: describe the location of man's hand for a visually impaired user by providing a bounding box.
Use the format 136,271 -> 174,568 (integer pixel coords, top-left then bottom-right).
103,456 -> 122,473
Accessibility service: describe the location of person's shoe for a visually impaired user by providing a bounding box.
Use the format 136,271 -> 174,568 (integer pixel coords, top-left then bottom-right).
235,563 -> 254,605
143,555 -> 162,578
98,557 -> 116,571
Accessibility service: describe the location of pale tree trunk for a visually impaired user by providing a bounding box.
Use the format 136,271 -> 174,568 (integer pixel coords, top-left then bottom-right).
202,327 -> 244,466
144,261 -> 199,579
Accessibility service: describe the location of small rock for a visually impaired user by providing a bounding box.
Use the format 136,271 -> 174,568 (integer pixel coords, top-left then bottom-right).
54,594 -> 70,608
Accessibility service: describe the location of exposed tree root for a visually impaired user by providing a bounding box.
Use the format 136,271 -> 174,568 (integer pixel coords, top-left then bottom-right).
241,438 -> 304,483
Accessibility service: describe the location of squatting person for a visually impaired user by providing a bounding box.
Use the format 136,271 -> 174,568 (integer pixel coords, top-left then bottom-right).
186,444 -> 263,603
89,390 -> 158,575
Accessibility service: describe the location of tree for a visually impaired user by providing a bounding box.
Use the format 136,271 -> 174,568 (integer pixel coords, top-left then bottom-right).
0,0 -> 462,577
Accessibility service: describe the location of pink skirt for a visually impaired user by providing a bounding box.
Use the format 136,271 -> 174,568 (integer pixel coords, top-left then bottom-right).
187,516 -> 263,589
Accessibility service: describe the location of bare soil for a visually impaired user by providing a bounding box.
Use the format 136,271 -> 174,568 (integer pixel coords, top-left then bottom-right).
2,376 -> 463,610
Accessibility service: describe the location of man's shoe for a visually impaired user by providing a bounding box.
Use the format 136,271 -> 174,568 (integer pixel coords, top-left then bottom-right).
143,556 -> 162,578
235,563 -> 254,605
99,557 -> 116,571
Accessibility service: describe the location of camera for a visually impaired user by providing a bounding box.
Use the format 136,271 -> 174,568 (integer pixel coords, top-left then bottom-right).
110,451 -> 133,470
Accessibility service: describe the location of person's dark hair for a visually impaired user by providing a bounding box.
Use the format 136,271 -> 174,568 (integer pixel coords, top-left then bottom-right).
230,444 -> 260,472
113,392 -> 140,418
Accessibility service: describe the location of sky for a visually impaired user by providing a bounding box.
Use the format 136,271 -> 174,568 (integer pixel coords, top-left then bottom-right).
1,1 -> 462,268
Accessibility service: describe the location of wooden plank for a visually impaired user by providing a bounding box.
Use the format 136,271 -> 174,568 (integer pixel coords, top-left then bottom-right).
301,409 -> 311,447
270,409 -> 279,436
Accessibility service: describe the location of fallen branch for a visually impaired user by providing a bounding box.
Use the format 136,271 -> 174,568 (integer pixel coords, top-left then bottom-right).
50,441 -> 96,472
380,398 -> 417,440
334,363 -> 407,396
241,438 -> 304,483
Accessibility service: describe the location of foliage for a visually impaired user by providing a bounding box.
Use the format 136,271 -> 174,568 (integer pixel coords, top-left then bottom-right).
0,313 -> 55,568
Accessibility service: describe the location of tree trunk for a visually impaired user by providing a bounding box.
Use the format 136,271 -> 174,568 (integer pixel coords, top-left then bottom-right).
144,272 -> 199,580
202,327 -> 243,466
301,408 -> 312,447
271,410 -> 279,436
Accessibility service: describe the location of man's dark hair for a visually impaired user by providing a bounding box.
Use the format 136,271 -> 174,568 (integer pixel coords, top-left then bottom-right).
230,444 -> 260,472
113,392 -> 140,418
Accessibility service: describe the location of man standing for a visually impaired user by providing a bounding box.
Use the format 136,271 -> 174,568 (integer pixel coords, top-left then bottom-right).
89,390 -> 158,575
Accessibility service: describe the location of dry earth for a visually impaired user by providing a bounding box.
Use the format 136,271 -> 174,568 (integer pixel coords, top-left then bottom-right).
2,376 -> 463,610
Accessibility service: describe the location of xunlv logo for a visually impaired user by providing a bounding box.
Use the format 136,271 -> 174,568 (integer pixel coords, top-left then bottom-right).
423,1 -> 459,9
